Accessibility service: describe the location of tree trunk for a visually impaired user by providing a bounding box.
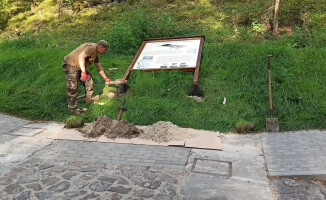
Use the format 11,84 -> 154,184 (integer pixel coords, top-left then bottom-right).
58,0 -> 62,24
273,0 -> 280,36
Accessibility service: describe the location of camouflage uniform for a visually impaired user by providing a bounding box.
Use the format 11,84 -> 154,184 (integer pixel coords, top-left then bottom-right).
62,41 -> 109,111
62,61 -> 94,109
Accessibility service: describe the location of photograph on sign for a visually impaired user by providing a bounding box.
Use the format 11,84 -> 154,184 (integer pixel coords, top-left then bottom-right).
133,39 -> 201,70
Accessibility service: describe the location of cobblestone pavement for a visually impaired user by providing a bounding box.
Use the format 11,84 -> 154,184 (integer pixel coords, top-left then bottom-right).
0,158 -> 187,200
1,113 -> 326,199
0,139 -> 274,200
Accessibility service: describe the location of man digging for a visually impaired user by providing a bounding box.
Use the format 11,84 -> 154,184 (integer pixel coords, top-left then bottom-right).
62,40 -> 111,115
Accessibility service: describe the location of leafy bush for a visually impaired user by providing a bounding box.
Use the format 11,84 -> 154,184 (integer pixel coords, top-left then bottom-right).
279,0 -> 326,27
0,13 -> 9,31
107,7 -> 149,54
102,5 -> 200,55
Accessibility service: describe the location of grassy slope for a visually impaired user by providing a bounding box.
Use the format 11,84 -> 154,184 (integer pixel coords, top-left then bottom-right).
0,1 -> 325,132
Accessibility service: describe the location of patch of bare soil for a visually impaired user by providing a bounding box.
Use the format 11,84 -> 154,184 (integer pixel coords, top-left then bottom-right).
79,116 -> 142,139
79,117 -> 195,142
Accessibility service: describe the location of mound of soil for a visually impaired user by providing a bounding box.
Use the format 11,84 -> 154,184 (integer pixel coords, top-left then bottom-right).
79,116 -> 142,139
140,121 -> 195,142
79,117 -> 195,142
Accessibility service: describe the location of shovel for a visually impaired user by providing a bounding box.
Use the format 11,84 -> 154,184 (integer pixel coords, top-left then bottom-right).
266,55 -> 279,132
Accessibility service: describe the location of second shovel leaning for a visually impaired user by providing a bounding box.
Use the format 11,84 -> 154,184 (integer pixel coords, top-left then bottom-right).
266,55 -> 279,132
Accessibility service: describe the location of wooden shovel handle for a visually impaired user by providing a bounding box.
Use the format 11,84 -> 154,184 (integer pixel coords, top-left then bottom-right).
117,109 -> 123,121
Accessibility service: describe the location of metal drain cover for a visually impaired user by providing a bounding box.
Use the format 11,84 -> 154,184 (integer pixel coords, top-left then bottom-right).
191,158 -> 232,177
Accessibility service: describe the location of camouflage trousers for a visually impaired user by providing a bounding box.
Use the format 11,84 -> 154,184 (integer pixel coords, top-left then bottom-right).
62,63 -> 93,109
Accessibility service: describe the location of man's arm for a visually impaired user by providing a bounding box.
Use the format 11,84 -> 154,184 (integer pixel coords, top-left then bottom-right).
79,51 -> 87,81
94,62 -> 110,83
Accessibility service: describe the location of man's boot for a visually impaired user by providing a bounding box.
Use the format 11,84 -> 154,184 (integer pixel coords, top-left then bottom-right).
86,95 -> 99,104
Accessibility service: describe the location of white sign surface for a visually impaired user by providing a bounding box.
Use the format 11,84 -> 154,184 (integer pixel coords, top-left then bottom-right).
133,39 -> 201,70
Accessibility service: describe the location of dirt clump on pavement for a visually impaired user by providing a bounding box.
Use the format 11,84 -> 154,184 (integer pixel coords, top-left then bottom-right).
79,116 -> 142,139
80,117 -> 195,142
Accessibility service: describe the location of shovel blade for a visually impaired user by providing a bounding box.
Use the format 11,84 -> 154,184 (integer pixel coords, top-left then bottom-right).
266,118 -> 279,132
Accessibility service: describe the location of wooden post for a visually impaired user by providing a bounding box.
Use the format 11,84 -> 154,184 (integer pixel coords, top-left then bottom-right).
122,41 -> 147,80
193,36 -> 205,85
273,0 -> 280,36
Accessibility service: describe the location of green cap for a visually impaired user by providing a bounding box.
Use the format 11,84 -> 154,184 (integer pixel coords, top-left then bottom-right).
97,40 -> 109,49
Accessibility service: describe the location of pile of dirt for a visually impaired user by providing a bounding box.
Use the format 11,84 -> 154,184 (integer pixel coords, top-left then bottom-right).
139,121 -> 195,142
79,116 -> 142,139
79,117 -> 195,142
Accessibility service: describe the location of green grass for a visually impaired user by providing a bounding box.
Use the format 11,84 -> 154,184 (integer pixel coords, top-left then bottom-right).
0,1 -> 326,132
1,39 -> 325,132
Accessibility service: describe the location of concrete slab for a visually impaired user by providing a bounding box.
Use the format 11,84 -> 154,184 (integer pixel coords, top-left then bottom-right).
0,113 -> 30,135
181,133 -> 274,200
10,127 -> 46,137
0,134 -> 53,165
23,122 -> 63,129
26,122 -> 66,137
0,121 -> 64,166
191,158 -> 231,176
180,173 -> 272,200
47,128 -> 99,142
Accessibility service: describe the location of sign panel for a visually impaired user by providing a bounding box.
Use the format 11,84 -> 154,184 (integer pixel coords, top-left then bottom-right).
123,36 -> 205,86
133,38 -> 202,70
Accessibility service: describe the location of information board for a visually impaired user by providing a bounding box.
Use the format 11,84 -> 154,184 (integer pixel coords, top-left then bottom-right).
122,36 -> 205,86
133,39 -> 201,70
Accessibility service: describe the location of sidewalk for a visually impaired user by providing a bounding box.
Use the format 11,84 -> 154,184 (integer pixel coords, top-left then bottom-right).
262,130 -> 326,178
0,113 -> 325,199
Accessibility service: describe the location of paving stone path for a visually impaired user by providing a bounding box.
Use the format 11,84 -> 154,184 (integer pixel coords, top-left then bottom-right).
34,140 -> 190,169
263,130 -> 326,200
262,130 -> 326,177
0,158 -> 187,200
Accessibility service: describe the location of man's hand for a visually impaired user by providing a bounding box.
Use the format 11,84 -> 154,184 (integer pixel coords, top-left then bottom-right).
80,72 -> 87,81
104,77 -> 111,84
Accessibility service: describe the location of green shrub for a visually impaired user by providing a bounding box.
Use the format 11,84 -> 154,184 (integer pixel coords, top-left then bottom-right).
103,5 -> 200,55
289,26 -> 310,48
279,0 -> 326,27
105,6 -> 149,55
